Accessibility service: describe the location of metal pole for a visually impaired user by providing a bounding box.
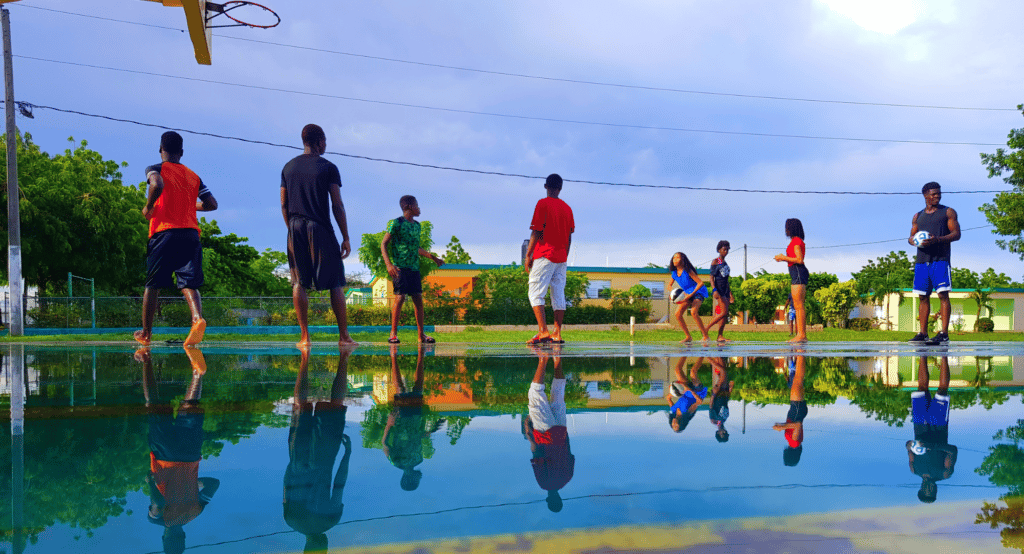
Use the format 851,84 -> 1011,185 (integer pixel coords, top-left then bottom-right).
743,244 -> 748,324
91,278 -> 95,328
10,344 -> 25,553
3,9 -> 23,336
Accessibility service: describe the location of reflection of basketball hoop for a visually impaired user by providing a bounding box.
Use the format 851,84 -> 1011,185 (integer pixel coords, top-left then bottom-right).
206,1 -> 280,29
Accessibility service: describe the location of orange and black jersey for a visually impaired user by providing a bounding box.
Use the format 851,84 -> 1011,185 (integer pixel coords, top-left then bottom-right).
146,162 -> 213,238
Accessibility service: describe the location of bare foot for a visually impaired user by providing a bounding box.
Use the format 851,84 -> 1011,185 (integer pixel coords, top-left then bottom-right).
339,335 -> 357,346
717,337 -> 732,343
701,336 -> 710,346
787,335 -> 808,343
133,346 -> 151,362
183,318 -> 206,347
133,330 -> 151,346
296,337 -> 312,350
681,336 -> 693,344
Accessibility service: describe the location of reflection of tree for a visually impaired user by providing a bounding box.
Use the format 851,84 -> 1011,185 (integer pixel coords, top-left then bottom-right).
733,357 -> 835,407
849,376 -> 912,427
976,420 -> 1024,551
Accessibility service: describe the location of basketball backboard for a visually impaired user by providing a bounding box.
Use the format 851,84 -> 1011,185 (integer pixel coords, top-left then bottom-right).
141,0 -> 212,65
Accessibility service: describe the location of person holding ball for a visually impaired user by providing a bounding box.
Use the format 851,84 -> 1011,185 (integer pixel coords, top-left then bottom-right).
669,252 -> 710,344
907,182 -> 960,345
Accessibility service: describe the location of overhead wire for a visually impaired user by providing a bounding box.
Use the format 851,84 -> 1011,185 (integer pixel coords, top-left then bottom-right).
746,225 -> 995,250
14,55 -> 1007,148
14,3 -> 1020,113
8,101 -> 1011,196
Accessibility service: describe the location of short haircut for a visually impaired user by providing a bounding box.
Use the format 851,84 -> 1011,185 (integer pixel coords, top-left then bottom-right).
160,131 -> 183,156
922,181 -> 941,194
918,480 -> 937,503
301,124 -> 326,147
716,240 -> 730,251
399,195 -> 417,211
544,173 -> 563,189
785,218 -> 805,240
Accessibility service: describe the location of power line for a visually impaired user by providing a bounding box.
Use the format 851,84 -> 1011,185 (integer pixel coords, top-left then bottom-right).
746,225 -> 995,250
13,55 -> 1008,148
10,101 -> 1011,196
16,3 -> 1020,113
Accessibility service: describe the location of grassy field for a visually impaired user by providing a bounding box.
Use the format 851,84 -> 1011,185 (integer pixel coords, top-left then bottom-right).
2,328 -> 1022,344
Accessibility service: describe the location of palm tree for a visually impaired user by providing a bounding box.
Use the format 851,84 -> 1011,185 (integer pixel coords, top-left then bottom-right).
969,287 -> 994,331
869,273 -> 905,330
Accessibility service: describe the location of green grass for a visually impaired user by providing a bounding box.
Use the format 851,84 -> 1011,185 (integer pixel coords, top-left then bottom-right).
2,328 -> 1022,343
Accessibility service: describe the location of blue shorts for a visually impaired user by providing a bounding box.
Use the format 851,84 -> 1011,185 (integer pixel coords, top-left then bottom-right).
911,391 -> 950,426
913,261 -> 951,296
687,287 -> 708,302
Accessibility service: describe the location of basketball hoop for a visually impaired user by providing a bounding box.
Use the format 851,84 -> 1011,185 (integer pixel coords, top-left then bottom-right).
206,1 -> 280,29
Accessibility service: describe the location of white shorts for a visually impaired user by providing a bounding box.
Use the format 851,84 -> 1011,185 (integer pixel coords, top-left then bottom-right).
528,257 -> 567,310
528,379 -> 566,432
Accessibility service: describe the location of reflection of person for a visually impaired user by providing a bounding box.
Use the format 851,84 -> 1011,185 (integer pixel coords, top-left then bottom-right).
284,346 -> 354,553
280,123 -> 356,349
382,344 -> 439,491
136,131 -> 218,347
774,355 -> 806,466
774,219 -> 808,343
524,174 -> 574,345
665,356 -> 708,433
381,195 -> 445,344
524,345 -> 575,512
669,252 -> 710,344
907,355 -> 958,503
137,347 -> 219,554
907,182 -> 960,346
708,357 -> 734,443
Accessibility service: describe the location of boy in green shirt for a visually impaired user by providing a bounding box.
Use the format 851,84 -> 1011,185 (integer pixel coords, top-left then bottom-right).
381,195 -> 444,343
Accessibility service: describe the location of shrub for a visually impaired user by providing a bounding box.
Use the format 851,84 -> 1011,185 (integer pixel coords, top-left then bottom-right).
977,317 -> 995,333
847,318 -> 873,331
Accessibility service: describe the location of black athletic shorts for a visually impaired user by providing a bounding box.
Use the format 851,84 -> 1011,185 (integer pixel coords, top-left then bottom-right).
287,217 -> 345,291
393,267 -> 423,296
787,400 -> 808,423
789,264 -> 809,286
146,228 -> 204,289
148,406 -> 204,463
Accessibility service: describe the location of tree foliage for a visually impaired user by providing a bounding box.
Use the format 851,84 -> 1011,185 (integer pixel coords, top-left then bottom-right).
441,236 -> 473,264
980,104 -> 1024,264
0,134 -> 148,294
852,251 -> 914,297
358,220 -> 437,279
471,263 -> 589,306
199,219 -> 290,296
813,281 -> 861,328
739,276 -> 788,324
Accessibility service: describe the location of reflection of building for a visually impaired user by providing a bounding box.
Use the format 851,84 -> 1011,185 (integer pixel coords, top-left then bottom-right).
847,355 -> 1024,387
370,264 -> 713,323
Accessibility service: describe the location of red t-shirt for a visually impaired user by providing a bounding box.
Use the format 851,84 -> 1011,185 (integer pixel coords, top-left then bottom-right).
150,454 -> 203,526
530,197 -> 574,264
786,237 -> 805,267
146,162 -> 210,238
530,426 -> 575,491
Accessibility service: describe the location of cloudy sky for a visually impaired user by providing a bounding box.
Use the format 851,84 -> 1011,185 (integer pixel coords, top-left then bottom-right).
7,0 -> 1024,281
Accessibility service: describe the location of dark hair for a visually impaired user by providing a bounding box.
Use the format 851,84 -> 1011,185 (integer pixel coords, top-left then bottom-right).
546,490 -> 564,512
918,480 -> 937,503
160,131 -> 183,156
399,195 -> 417,211
301,123 -> 326,147
783,445 -> 803,466
400,468 -> 422,491
784,218 -> 805,240
162,526 -> 186,554
715,427 -> 729,443
669,252 -> 697,276
544,173 -> 563,189
716,240 -> 730,252
668,409 -> 696,433
922,181 -> 941,194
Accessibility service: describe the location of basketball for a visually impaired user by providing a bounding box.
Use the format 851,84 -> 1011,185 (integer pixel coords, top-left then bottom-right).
913,230 -> 932,247
671,288 -> 687,304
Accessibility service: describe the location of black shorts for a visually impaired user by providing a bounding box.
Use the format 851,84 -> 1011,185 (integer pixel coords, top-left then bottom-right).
146,228 -> 204,289
787,400 -> 808,423
789,264 -> 809,286
288,217 -> 345,291
394,267 -> 423,296
148,407 -> 204,463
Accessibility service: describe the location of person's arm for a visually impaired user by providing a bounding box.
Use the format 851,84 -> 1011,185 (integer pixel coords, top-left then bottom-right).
142,171 -> 163,220
280,187 -> 289,226
773,241 -> 804,264
381,412 -> 397,453
196,186 -> 217,212
684,270 -> 706,301
418,247 -> 444,266
328,183 -> 350,259
525,229 -> 542,271
773,422 -> 800,430
908,212 -> 920,247
381,231 -> 399,279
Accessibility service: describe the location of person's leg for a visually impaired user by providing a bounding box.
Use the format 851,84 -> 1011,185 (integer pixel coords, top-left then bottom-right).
135,287 -> 159,345
937,356 -> 950,396
937,291 -> 951,334
329,286 -> 355,345
528,259 -> 554,340
412,344 -> 426,392
690,299 -> 710,342
293,284 -> 311,349
917,355 -> 930,392
331,345 -> 351,405
549,263 -> 567,341
389,294 -> 406,341
181,287 -> 206,347
389,343 -> 406,394
410,293 -> 430,342
715,299 -> 731,341
531,305 -> 550,338
918,295 -> 931,335
675,302 -> 692,342
789,285 -> 808,342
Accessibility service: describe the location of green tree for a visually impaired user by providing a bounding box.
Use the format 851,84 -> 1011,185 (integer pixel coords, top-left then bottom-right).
198,219 -> 289,296
979,104 -> 1024,264
358,221 -> 438,279
806,272 -> 839,324
852,251 -> 914,297
471,263 -> 588,306
969,287 -> 995,330
951,267 -> 980,289
813,280 -> 861,328
0,134 -> 148,294
441,236 -> 473,264
739,276 -> 788,324
975,419 -> 1024,551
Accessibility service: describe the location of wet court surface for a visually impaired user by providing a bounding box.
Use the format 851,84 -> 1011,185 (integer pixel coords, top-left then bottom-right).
2,341 -> 1023,553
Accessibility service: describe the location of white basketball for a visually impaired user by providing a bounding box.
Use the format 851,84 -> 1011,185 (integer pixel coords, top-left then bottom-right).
910,440 -> 927,455
913,230 -> 932,247
671,288 -> 687,304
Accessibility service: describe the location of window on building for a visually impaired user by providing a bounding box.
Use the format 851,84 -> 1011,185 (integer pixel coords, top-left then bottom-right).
587,280 -> 612,299
639,280 -> 665,299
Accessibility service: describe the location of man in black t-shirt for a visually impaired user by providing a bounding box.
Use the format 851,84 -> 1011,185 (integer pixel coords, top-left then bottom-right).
908,182 -> 960,345
281,124 -> 356,349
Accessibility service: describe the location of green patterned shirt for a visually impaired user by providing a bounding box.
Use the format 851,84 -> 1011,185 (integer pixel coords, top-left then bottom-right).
386,217 -> 421,269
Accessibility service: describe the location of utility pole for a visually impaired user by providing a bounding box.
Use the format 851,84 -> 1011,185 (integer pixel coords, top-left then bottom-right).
743,243 -> 748,324
3,7 -> 23,336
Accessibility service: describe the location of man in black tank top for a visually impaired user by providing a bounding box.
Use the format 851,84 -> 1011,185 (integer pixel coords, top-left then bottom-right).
908,182 -> 961,345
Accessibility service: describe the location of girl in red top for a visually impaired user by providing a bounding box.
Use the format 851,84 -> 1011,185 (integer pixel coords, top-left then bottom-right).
774,218 -> 808,342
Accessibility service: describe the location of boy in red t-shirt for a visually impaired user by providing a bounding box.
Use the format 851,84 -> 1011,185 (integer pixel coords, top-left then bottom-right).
524,174 -> 575,345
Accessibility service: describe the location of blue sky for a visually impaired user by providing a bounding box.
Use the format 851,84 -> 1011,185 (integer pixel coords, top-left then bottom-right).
7,0 -> 1024,281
